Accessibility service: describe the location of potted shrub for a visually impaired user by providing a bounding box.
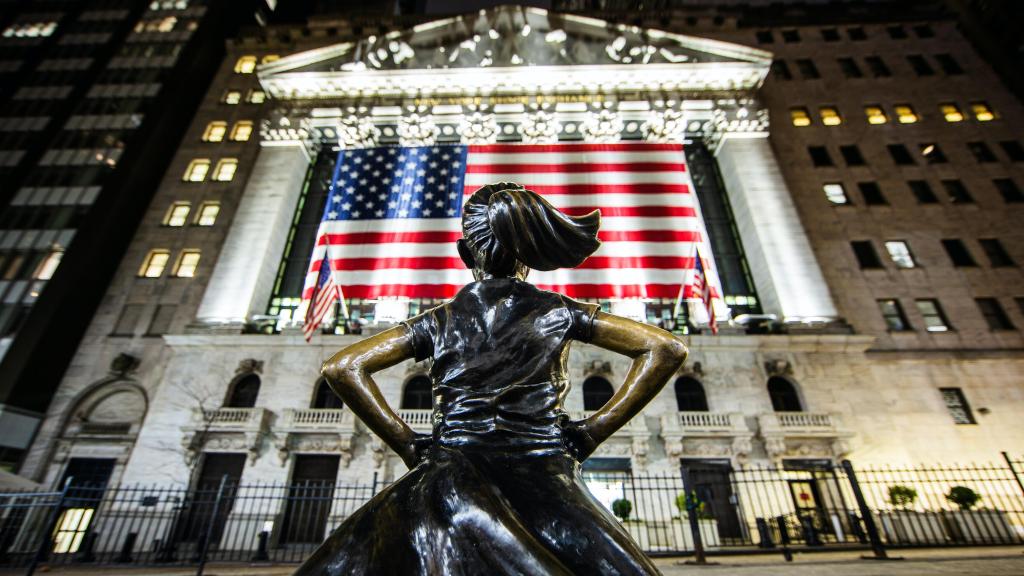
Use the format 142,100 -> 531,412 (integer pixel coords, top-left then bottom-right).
669,491 -> 720,549
942,486 -> 1015,543
876,485 -> 948,544
612,498 -> 649,549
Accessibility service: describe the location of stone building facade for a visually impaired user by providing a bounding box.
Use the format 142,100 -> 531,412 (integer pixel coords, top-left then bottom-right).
18,3 -> 1024,506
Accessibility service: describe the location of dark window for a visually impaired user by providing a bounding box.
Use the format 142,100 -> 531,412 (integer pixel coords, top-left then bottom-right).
808,146 -> 833,167
976,298 -> 1014,330
994,178 -> 1023,203
226,374 -> 260,408
311,378 -> 344,409
888,144 -> 915,165
940,388 -> 975,425
935,53 -> 963,75
858,182 -> 886,205
281,455 -> 339,543
185,453 -> 246,542
968,141 -> 997,163
887,25 -> 907,39
583,376 -> 615,411
840,145 -> 866,166
909,180 -> 938,203
756,30 -> 774,44
768,377 -> 803,412
821,28 -> 840,42
848,27 -> 867,41
941,239 -> 977,267
400,376 -> 432,409
1017,298 -> 1024,318
907,55 -> 935,76
920,143 -> 947,164
979,238 -> 1015,267
771,60 -> 792,80
674,377 -> 709,411
999,141 -> 1024,162
796,59 -> 820,79
942,180 -> 973,203
146,304 -> 176,336
851,241 -> 884,268
916,299 -> 953,332
838,57 -> 863,78
112,304 -> 144,336
877,299 -> 911,331
865,56 -> 891,77
914,24 -> 935,38
782,29 -> 800,43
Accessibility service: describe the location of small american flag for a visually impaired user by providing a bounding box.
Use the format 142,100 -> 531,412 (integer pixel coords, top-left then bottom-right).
302,142 -> 723,318
690,248 -> 718,334
303,252 -> 342,341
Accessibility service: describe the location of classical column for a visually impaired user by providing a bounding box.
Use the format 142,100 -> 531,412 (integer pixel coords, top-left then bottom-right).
195,117 -> 313,326
709,104 -> 838,322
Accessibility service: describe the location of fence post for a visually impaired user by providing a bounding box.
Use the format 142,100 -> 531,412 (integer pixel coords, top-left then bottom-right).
1002,452 -> 1024,499
841,460 -> 896,561
195,475 -> 229,576
680,466 -> 709,565
25,476 -> 74,576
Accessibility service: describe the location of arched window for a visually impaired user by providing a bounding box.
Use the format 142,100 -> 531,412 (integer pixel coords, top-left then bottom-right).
311,378 -> 343,409
768,376 -> 803,412
225,374 -> 260,408
674,377 -> 709,411
400,376 -> 432,410
582,377 -> 614,411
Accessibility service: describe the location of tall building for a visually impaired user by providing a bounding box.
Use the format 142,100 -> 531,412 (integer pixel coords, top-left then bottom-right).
0,0 -> 268,470
11,0 -> 1023,554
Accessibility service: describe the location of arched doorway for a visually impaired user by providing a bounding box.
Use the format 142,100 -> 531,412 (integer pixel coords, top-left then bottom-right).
400,376 -> 432,409
582,376 -> 614,411
674,377 -> 709,411
767,376 -> 803,412
224,374 -> 260,408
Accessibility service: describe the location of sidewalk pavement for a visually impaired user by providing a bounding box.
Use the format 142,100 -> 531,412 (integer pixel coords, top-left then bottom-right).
4,546 -> 1022,575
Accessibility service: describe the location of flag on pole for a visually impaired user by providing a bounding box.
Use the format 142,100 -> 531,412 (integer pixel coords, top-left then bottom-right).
301,142 -> 724,320
303,252 -> 341,341
689,247 -> 718,334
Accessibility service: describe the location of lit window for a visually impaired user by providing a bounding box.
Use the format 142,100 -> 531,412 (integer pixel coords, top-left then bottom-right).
823,183 -> 848,204
2,21 -> 58,38
864,105 -> 888,125
234,55 -> 257,74
212,158 -> 237,181
894,104 -> 918,124
195,202 -> 220,226
174,250 -> 200,277
971,102 -> 995,122
884,241 -> 916,268
164,202 -> 190,226
202,121 -> 227,142
247,89 -> 266,104
790,108 -> 811,127
139,250 -> 170,277
261,54 -> 280,64
819,107 -> 842,126
916,299 -> 951,332
33,250 -> 63,280
941,103 -> 963,122
183,159 -> 210,182
223,90 -> 241,105
230,121 -> 253,142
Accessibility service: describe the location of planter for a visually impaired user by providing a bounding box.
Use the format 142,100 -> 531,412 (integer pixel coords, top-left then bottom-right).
942,510 -> 1017,544
623,521 -> 650,550
877,510 -> 949,545
670,518 -> 720,550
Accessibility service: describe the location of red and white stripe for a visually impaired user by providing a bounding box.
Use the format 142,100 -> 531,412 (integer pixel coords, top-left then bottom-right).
303,277 -> 341,341
303,142 -> 724,302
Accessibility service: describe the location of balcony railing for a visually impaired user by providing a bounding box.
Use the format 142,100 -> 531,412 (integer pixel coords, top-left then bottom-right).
777,412 -> 834,429
758,412 -> 844,436
199,407 -> 269,429
677,411 -> 734,430
397,409 -> 434,430
280,408 -> 356,433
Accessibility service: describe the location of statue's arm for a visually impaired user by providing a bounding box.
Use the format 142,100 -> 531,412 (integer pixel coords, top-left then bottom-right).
572,311 -> 688,458
321,325 -> 421,467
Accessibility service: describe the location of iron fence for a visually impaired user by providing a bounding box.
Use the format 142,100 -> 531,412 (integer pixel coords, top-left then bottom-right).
2,457 -> 1023,573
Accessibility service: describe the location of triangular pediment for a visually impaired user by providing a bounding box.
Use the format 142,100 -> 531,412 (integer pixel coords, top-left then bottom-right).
259,5 -> 772,99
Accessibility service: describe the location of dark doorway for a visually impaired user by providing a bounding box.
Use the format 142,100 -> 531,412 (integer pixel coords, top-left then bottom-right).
51,458 -> 116,554
225,374 -> 260,408
768,377 -> 803,412
680,460 -> 742,539
674,377 -> 709,411
582,377 -> 614,411
400,376 -> 432,409
311,378 -> 343,409
181,453 -> 246,544
281,455 -> 340,543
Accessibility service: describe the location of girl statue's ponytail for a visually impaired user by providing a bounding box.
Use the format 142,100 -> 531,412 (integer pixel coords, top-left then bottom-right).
461,183 -> 601,276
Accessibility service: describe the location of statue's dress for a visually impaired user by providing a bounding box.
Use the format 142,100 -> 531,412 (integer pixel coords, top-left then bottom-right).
295,278 -> 660,575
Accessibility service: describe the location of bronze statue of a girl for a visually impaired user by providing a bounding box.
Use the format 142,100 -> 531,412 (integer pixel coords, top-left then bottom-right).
297,182 -> 687,575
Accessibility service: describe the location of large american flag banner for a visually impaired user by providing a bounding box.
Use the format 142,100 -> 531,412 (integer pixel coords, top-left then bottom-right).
302,142 -> 724,308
